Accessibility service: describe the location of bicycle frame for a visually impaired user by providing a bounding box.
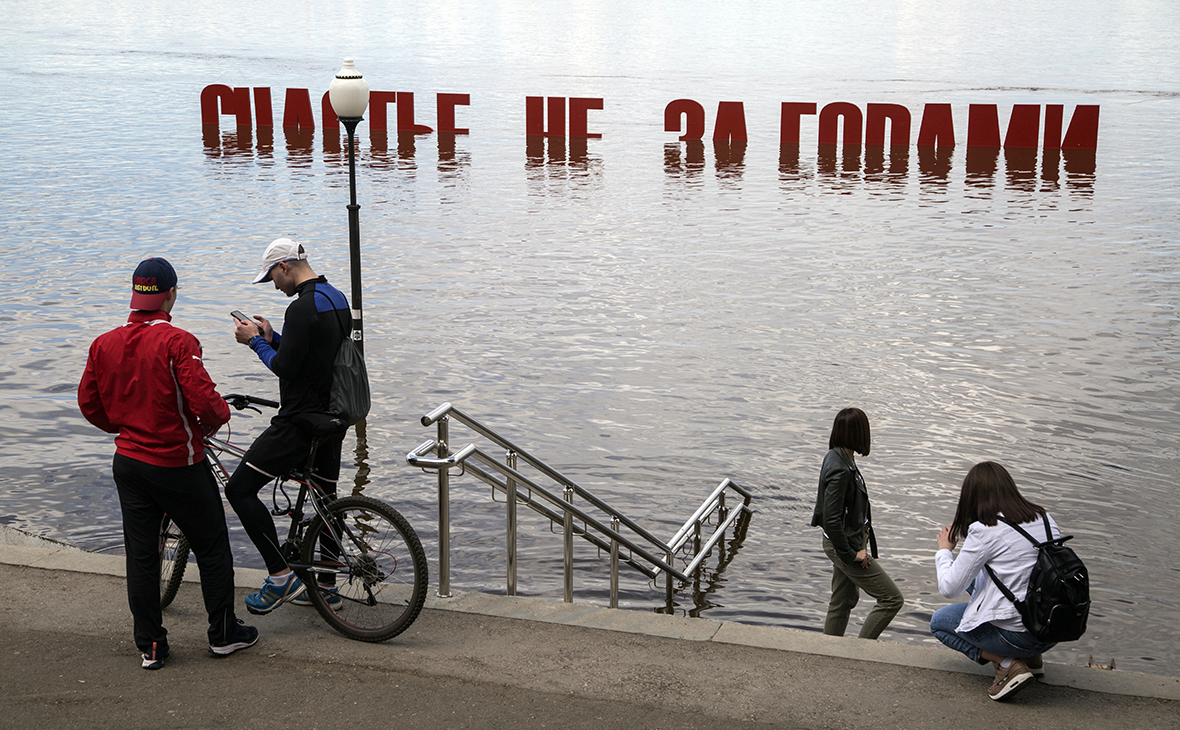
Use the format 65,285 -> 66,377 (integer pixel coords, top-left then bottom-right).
205,434 -> 330,565
188,394 -> 427,642
203,432 -> 380,603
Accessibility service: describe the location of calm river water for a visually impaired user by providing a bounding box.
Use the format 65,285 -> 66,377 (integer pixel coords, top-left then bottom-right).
2,1 -> 1178,676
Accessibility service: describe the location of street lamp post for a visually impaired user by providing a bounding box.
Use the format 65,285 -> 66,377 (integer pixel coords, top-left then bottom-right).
328,58 -> 370,355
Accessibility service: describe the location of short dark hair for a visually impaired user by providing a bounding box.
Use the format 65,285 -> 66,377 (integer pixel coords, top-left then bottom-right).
828,407 -> 871,456
949,461 -> 1046,541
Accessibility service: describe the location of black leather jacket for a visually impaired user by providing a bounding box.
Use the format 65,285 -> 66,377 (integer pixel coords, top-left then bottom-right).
810,447 -> 878,565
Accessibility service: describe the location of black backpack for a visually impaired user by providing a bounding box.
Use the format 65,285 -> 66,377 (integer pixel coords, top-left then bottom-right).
319,292 -> 370,426
985,514 -> 1089,643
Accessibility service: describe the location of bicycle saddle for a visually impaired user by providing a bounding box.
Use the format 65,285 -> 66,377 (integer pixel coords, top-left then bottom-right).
291,412 -> 350,438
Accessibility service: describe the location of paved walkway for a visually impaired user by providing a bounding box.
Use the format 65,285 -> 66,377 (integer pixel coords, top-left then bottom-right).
1,528 -> 1177,729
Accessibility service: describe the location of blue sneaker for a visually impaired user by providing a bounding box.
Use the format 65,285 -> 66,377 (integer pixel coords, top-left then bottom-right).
209,619 -> 259,656
290,584 -> 342,607
245,574 -> 302,615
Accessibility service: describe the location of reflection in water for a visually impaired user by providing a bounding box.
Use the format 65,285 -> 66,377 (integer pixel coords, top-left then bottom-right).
666,141 -> 706,183
285,127 -> 315,169
667,508 -> 753,619
816,144 -> 862,197
201,123 -> 1101,199
525,137 -> 602,193
713,140 -> 746,183
918,145 -> 955,184
1005,148 -> 1037,192
864,147 -> 909,185
351,421 -> 371,497
965,147 -> 999,188
1064,149 -> 1097,195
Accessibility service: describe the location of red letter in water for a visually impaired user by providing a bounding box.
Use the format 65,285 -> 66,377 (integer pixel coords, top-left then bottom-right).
1061,105 -> 1100,150
666,99 -> 706,141
865,103 -> 910,147
779,102 -> 817,145
713,101 -> 747,143
397,92 -> 433,133
201,84 -> 251,128
438,93 -> 470,134
818,102 -> 863,145
526,96 -> 566,136
253,87 -> 273,128
320,91 -> 336,131
967,104 -> 1001,148
281,88 -> 315,129
1003,104 -> 1040,149
916,103 -> 955,148
366,91 -> 398,131
569,97 -> 603,138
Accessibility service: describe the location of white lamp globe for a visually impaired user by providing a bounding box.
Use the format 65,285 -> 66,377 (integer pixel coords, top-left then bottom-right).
329,58 -> 370,119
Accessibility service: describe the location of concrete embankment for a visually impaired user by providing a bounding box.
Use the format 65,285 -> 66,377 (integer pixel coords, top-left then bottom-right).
1,525 -> 1177,729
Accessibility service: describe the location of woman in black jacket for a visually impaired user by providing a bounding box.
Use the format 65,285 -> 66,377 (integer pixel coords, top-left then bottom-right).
810,407 -> 904,638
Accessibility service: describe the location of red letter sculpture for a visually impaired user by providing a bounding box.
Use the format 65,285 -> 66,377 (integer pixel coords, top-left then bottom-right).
865,103 -> 910,147
779,102 -> 817,145
818,102 -> 863,146
526,96 -> 566,136
569,97 -> 603,138
713,101 -> 748,143
917,103 -> 955,148
665,99 -> 706,141
438,93 -> 471,134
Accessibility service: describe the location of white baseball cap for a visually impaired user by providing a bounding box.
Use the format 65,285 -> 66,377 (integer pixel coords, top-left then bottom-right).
252,238 -> 308,284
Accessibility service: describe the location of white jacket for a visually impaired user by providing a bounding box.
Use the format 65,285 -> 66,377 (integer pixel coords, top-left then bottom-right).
935,513 -> 1061,633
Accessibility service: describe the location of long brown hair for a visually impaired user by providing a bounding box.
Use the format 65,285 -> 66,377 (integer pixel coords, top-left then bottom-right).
949,461 -> 1046,541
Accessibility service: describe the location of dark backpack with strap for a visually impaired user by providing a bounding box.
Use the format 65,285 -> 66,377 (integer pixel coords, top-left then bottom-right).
317,290 -> 370,426
327,333 -> 370,425
985,515 -> 1090,643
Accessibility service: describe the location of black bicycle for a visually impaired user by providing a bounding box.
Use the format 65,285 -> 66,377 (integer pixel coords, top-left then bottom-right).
161,393 -> 428,643
158,514 -> 188,608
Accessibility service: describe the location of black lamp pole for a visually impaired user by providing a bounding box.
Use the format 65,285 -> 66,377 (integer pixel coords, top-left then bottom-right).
329,58 -> 370,357
340,115 -> 364,357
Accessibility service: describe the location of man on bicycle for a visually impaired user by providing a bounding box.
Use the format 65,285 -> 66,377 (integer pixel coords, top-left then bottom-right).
228,238 -> 351,614
78,257 -> 259,669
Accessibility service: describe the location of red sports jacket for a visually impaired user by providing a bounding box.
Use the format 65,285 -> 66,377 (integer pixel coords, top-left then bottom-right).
78,311 -> 231,467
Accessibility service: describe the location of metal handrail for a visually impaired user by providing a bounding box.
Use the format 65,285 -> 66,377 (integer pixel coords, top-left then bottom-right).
407,403 -> 754,608
419,403 -> 671,551
411,441 -> 680,581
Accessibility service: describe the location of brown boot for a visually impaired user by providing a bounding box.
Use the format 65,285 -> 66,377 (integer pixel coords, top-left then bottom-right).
988,659 -> 1034,701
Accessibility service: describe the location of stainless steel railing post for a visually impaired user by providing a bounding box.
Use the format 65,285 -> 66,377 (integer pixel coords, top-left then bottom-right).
437,416 -> 451,598
610,516 -> 620,609
665,548 -> 675,609
563,486 -> 574,603
506,450 -> 518,597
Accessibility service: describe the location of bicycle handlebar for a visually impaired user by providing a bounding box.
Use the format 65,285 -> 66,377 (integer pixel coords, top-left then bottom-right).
222,393 -> 280,411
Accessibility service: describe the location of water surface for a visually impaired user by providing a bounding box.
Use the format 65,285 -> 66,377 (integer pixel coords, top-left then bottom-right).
1,0 -> 1178,676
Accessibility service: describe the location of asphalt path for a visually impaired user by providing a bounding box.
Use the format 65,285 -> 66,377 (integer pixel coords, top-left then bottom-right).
1,538 -> 1177,729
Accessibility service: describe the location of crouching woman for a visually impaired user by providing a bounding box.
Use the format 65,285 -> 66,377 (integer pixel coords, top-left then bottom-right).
931,461 -> 1059,701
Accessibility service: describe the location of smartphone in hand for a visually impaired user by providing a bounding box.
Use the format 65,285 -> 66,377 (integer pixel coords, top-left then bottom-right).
230,310 -> 262,337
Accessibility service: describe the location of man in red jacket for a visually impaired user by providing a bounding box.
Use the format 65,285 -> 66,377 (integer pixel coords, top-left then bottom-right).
78,257 -> 258,669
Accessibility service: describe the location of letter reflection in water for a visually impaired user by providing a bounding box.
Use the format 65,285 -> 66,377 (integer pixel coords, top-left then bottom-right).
713,141 -> 746,183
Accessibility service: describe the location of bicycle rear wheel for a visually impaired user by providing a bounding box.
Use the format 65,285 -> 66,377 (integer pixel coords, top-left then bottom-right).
159,516 -> 190,608
300,495 -> 428,642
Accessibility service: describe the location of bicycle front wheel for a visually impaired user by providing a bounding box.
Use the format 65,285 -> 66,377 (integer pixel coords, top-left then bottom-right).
300,495 -> 428,642
159,516 -> 189,608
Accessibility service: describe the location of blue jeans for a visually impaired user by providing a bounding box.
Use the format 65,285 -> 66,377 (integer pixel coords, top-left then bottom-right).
930,602 -> 1056,663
